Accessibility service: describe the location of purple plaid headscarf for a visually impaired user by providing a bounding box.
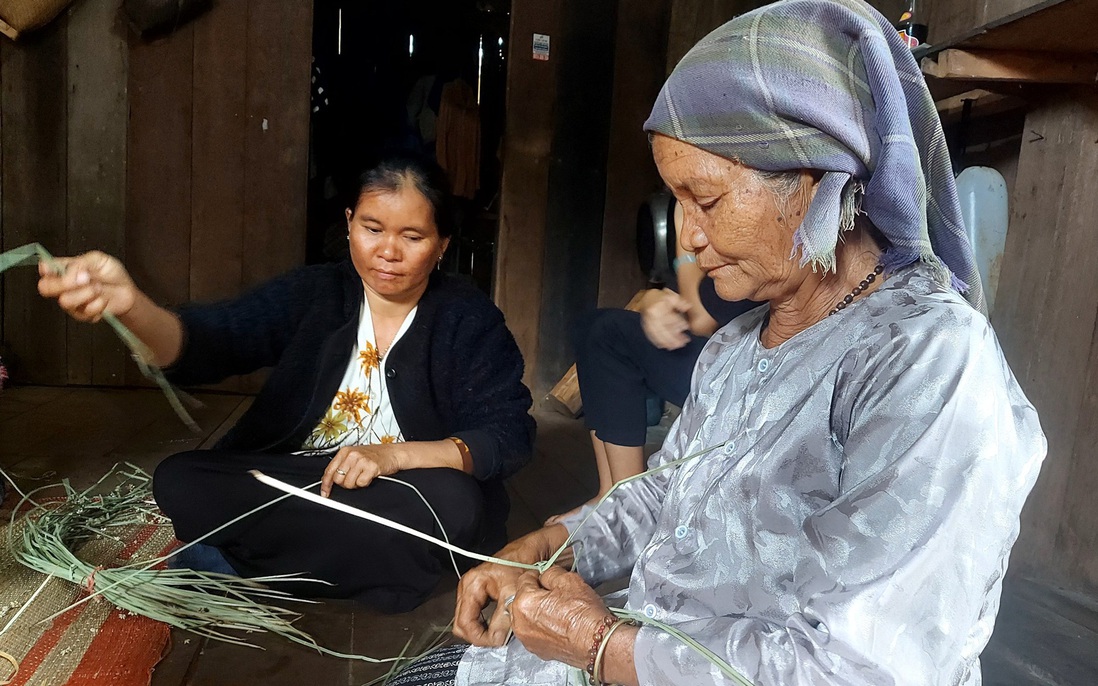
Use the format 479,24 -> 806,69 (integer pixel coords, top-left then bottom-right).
644,0 -> 984,312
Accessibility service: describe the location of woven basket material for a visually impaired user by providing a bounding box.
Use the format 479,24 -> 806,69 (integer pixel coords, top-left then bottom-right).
0,512 -> 176,686
0,0 -> 74,33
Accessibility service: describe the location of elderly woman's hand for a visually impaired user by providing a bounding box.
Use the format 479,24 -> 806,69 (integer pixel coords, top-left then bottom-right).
640,288 -> 693,350
454,525 -> 570,647
321,444 -> 404,497
509,566 -> 614,669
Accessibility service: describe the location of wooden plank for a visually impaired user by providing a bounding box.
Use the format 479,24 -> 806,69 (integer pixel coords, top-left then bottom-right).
929,0 -> 1098,55
0,386 -> 72,424
494,0 -> 563,389
665,0 -> 701,74
934,89 -> 1027,126
190,1 -> 247,305
980,577 -> 1098,685
0,33 -> 4,354
923,49 -> 1098,83
534,0 -> 617,397
0,17 -> 18,40
1059,309 -> 1098,589
241,0 -> 311,289
0,18 -> 68,386
993,90 -> 1098,585
66,0 -> 129,387
126,28 -> 195,386
597,0 -> 672,310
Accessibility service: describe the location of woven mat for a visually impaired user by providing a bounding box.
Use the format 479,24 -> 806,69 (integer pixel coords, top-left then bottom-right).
0,509 -> 177,686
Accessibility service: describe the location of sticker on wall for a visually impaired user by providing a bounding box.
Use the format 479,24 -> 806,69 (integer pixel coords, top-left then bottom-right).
533,33 -> 550,61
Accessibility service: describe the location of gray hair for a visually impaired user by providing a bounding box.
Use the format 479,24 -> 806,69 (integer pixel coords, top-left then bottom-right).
754,168 -> 865,238
754,168 -> 805,208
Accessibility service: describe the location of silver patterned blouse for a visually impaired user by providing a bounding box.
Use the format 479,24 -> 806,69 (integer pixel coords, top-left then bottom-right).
457,264 -> 1046,686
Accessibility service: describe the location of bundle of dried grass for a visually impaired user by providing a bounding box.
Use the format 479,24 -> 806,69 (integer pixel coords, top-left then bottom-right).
3,465 -> 393,663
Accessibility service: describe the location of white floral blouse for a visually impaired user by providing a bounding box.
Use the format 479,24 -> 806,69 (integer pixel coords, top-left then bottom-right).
301,298 -> 417,452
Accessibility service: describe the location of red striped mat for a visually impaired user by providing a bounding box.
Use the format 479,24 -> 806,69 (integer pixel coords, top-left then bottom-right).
0,511 -> 178,686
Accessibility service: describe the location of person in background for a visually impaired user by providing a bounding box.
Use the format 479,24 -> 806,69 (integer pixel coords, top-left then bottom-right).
547,202 -> 756,525
38,153 -> 535,613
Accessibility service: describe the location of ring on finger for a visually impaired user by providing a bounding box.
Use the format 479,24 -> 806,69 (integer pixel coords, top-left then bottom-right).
502,593 -> 516,616
336,469 -> 347,476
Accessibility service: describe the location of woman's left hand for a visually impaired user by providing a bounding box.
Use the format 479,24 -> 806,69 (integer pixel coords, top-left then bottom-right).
321,444 -> 404,497
509,566 -> 614,669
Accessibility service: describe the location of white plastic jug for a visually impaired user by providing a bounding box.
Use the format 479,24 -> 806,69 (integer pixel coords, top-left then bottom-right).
956,166 -> 1009,316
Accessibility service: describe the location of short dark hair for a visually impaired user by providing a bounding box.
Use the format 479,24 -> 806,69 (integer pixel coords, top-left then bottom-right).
351,152 -> 455,238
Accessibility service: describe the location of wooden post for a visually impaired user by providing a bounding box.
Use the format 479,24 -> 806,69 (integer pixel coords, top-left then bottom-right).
993,89 -> 1098,589
494,0 -> 563,390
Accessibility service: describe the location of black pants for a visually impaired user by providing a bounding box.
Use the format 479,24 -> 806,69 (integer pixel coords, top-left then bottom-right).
575,309 -> 709,447
153,450 -> 484,613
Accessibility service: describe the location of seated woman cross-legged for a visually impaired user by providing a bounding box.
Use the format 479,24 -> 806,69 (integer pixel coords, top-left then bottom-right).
38,154 -> 535,613
387,0 -> 1045,683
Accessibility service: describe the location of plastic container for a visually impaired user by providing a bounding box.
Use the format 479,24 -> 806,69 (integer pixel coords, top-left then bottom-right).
956,166 -> 1009,315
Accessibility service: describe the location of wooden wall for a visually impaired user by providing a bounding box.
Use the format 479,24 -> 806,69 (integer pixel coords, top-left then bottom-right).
992,90 -> 1098,594
666,0 -> 768,76
0,0 -> 312,387
596,0 -> 674,309
534,0 -> 619,394
497,0 -> 671,396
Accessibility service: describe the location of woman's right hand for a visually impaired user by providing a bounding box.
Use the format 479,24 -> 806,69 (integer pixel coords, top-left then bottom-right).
37,251 -> 138,323
453,525 -> 569,647
640,288 -> 693,350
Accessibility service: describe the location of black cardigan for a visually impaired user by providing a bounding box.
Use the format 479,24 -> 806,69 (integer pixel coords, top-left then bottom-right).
166,261 -> 536,528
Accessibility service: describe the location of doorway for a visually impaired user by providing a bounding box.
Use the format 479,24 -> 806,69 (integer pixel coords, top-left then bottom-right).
306,0 -> 511,295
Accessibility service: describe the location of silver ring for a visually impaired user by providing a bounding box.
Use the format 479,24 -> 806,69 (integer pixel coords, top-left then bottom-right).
503,594 -> 516,608
336,469 -> 347,476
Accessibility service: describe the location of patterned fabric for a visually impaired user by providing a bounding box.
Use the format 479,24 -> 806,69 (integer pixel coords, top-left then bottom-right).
457,264 -> 1045,685
390,645 -> 468,686
643,0 -> 985,313
301,300 -> 416,451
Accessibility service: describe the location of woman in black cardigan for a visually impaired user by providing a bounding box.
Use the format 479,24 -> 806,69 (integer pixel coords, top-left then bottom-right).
38,154 -> 535,612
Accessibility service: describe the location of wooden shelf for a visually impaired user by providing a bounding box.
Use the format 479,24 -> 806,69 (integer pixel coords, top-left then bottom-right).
920,0 -> 1098,108
932,0 -> 1098,55
934,89 -> 1028,127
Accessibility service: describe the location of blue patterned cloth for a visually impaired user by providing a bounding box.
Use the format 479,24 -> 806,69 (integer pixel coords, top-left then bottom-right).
644,0 -> 985,313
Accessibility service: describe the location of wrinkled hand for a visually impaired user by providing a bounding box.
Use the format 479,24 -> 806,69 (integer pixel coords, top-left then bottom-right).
37,251 -> 137,323
453,526 -> 566,647
509,566 -> 613,669
640,288 -> 692,350
321,444 -> 404,497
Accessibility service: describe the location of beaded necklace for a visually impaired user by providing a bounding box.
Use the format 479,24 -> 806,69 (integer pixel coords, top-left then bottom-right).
829,264 -> 884,316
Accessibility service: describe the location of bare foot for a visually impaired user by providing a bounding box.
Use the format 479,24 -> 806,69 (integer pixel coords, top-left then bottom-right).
544,496 -> 603,527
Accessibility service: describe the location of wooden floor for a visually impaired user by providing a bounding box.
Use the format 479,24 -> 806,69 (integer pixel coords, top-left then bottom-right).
1,386 -> 1096,685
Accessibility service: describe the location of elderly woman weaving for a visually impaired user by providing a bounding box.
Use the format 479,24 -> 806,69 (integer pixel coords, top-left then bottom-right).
387,0 -> 1046,684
